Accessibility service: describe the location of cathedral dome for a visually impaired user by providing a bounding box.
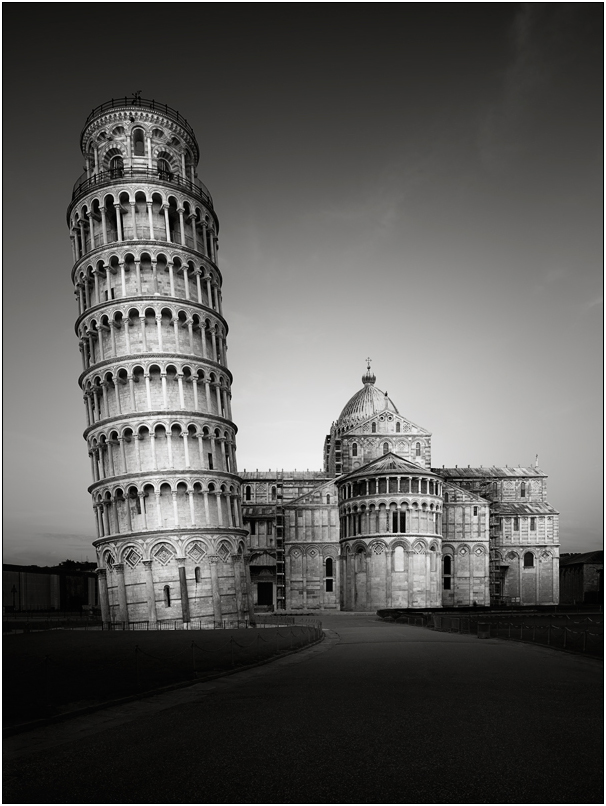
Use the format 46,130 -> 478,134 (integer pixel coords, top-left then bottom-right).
336,369 -> 398,430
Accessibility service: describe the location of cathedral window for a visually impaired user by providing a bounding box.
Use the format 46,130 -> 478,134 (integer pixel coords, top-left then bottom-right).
444,492 -> 449,502
400,478 -> 410,493
389,477 -> 398,493
267,521 -> 273,535
368,479 -> 376,495
530,517 -> 536,531
326,494 -> 331,504
473,506 -> 478,516
421,479 -> 427,494
524,552 -> 534,568
245,485 -> 251,501
352,443 -> 358,457
415,442 -> 421,457
429,481 -> 434,494
443,554 -> 452,589
411,478 -> 419,493
271,486 -> 276,500
163,585 -> 171,606
207,453 -> 214,470
400,511 -> 406,532
396,422 -> 401,433
513,517 -> 519,531
195,567 -> 201,583
520,482 -> 526,497
383,442 -> 389,455
371,423 -> 376,433
378,478 -> 387,494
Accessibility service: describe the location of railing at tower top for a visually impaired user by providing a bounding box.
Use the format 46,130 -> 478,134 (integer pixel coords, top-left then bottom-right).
71,168 -> 214,209
82,97 -> 197,146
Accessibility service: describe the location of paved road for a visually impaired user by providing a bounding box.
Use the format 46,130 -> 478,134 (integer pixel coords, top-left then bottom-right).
4,613 -> 603,804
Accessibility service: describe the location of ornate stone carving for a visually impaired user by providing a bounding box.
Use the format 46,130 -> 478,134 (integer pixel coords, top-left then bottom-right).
124,547 -> 143,568
186,541 -> 206,563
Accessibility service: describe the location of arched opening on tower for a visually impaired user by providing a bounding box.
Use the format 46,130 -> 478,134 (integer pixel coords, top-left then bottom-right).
132,127 -> 145,157
109,154 -> 124,179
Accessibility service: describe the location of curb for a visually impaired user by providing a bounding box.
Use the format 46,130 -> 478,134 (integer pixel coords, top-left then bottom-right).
3,632 -> 325,739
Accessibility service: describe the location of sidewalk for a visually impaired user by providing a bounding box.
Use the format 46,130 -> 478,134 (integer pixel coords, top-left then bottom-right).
3,613 -> 602,804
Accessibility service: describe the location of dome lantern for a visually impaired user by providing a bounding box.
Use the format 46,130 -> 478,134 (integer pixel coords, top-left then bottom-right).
362,357 -> 376,385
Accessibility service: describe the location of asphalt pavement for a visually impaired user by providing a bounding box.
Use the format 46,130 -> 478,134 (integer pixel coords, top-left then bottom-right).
3,612 -> 603,804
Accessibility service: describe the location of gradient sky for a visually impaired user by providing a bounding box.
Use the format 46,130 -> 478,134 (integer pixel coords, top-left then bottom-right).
4,4 -> 602,564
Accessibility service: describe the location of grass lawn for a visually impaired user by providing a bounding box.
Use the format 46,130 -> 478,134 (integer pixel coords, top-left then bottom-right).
3,625 -> 318,727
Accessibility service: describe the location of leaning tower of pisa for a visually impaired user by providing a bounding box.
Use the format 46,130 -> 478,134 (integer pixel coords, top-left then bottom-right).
68,97 -> 253,627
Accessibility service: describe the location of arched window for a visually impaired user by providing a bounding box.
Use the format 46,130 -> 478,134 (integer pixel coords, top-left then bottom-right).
444,492 -> 449,502
133,128 -> 145,156
383,442 -> 389,455
524,552 -> 534,568
371,423 -> 376,433
396,422 -> 401,433
271,486 -> 276,500
415,442 -> 421,457
326,494 -> 331,504
245,485 -> 251,501
194,567 -> 201,583
109,155 -> 124,178
163,585 -> 171,606
520,482 -> 526,497
157,157 -> 172,179
443,555 -> 452,589
352,443 -> 358,457
325,557 -> 334,592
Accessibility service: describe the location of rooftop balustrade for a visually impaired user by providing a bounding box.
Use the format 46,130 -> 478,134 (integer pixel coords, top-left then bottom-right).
71,167 -> 214,209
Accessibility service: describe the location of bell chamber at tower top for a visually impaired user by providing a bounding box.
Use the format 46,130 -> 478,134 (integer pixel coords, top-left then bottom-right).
67,97 -> 218,266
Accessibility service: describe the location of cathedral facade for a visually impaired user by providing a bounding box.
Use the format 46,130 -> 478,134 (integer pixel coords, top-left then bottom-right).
242,364 -> 560,611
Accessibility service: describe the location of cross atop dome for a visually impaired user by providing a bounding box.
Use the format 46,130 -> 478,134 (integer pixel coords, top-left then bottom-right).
362,357 -> 376,385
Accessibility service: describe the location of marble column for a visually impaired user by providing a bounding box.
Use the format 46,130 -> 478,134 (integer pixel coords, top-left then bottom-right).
114,563 -> 129,625
209,556 -> 222,626
177,557 -> 191,625
142,560 -> 158,625
97,568 -> 111,625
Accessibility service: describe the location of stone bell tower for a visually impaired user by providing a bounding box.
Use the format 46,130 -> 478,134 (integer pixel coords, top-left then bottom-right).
68,97 -> 252,627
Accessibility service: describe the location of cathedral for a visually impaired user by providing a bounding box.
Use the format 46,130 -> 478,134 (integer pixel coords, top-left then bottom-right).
68,97 -> 559,626
242,363 -> 560,611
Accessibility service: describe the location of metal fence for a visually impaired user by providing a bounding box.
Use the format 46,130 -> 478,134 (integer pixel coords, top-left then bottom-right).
425,614 -> 603,656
